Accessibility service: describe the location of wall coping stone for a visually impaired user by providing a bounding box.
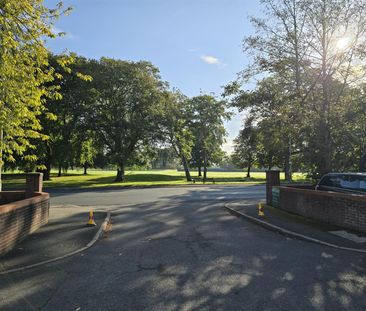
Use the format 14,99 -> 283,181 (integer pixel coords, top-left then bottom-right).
0,192 -> 50,215
279,186 -> 366,202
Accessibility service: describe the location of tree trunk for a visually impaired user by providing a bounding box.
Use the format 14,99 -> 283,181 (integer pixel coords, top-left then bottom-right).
37,154 -> 52,180
318,121 -> 332,176
42,144 -> 52,181
246,165 -> 251,178
115,162 -> 125,182
325,128 -> 332,174
318,19 -> 332,177
284,137 -> 292,182
172,141 -> 191,182
268,154 -> 273,171
58,163 -> 62,177
284,169 -> 292,181
43,160 -> 51,181
83,164 -> 87,175
198,166 -> 202,177
203,153 -> 207,180
359,153 -> 366,172
181,155 -> 192,182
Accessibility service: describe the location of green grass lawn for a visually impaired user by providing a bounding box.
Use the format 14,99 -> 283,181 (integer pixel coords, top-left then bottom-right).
1,169 -> 311,190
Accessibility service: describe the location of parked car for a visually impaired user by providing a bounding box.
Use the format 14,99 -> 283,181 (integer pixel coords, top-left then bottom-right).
315,173 -> 366,194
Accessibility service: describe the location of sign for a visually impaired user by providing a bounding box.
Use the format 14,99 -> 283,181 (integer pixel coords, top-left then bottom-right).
272,187 -> 280,208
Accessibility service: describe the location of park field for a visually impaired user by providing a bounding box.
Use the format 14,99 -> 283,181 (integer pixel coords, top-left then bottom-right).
2,169 -> 310,190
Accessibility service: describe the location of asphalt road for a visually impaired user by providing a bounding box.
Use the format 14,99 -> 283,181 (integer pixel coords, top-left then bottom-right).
48,184 -> 266,206
1,185 -> 366,310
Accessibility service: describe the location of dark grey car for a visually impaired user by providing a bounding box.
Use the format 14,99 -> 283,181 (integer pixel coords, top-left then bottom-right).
315,173 -> 366,194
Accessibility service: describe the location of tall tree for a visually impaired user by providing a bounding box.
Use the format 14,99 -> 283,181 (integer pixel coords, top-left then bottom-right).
303,0 -> 366,175
228,0 -> 366,178
232,116 -> 258,178
229,76 -> 290,174
188,95 -> 229,180
160,91 -> 194,182
0,1 -> 70,190
189,142 -> 204,177
73,132 -> 98,175
36,54 -> 92,179
89,58 -> 165,182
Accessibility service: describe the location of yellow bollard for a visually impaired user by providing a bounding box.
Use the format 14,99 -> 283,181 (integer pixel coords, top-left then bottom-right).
86,210 -> 97,227
258,203 -> 265,217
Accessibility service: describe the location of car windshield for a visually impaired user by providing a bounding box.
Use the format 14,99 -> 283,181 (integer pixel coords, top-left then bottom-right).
320,174 -> 366,191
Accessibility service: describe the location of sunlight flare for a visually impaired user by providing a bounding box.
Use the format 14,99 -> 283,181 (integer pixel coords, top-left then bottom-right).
336,37 -> 350,50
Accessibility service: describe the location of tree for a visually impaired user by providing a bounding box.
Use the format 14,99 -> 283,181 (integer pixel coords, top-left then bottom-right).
229,76 -> 291,176
228,0 -> 366,178
160,91 -> 194,182
255,117 -> 285,170
74,133 -> 98,175
35,54 -> 92,179
238,0 -> 308,180
151,147 -> 178,169
188,95 -> 229,180
352,86 -> 366,172
89,58 -> 165,182
0,1 -> 71,190
232,116 -> 258,178
189,142 -> 204,177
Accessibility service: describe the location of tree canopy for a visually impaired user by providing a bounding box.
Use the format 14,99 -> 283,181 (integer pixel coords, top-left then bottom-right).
228,0 -> 366,179
86,58 -> 167,181
0,0 -> 71,190
188,95 -> 229,179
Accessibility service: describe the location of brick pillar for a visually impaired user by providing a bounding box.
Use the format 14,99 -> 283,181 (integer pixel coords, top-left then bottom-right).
26,173 -> 43,197
266,170 -> 280,205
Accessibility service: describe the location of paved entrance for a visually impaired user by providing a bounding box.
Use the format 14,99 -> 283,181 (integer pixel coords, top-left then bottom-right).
0,186 -> 365,310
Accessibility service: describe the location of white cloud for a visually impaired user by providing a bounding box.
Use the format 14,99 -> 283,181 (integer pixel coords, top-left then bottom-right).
51,26 -> 76,39
200,55 -> 227,68
201,55 -> 220,64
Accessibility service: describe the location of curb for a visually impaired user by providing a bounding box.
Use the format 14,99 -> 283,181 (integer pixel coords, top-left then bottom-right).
0,212 -> 111,275
224,203 -> 366,254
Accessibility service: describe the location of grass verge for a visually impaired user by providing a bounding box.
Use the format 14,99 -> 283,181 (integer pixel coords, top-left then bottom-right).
2,169 -> 311,190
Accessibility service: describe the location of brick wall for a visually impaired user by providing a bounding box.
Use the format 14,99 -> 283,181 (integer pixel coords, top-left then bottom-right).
0,191 -> 26,205
0,192 -> 50,255
278,186 -> 366,233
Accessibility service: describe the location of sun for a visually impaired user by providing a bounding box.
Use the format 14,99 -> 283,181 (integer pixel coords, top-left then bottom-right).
336,37 -> 350,50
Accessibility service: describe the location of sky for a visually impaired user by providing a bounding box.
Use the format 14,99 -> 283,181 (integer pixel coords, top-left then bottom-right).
45,0 -> 263,153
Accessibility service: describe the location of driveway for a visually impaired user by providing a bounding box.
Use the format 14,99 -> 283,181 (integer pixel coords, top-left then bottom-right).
0,185 -> 365,310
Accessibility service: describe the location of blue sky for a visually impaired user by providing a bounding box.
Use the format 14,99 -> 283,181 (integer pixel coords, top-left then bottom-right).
46,0 -> 262,152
